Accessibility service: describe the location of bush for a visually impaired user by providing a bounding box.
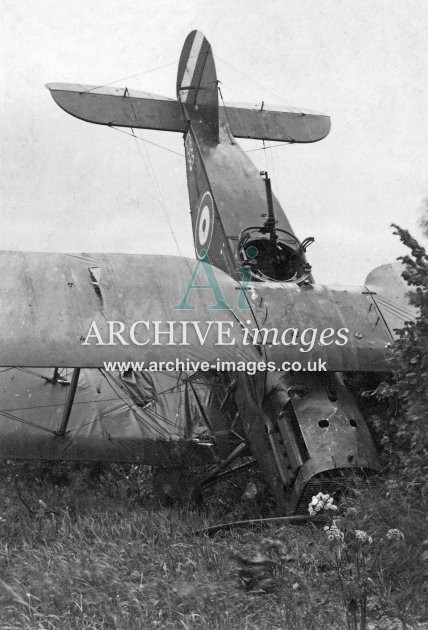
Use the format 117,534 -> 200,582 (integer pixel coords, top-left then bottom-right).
385,217 -> 428,494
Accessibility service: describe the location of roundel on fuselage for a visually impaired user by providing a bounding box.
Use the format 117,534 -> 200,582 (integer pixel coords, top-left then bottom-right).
195,191 -> 214,254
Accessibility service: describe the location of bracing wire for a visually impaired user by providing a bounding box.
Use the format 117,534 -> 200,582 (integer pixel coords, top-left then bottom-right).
65,371 -> 170,439
263,139 -> 280,200
81,58 -> 183,94
0,370 -> 198,417
0,396 -> 133,414
16,367 -> 53,381
126,98 -> 184,257
98,370 -> 180,439
245,142 -> 293,153
110,126 -> 184,157
214,53 -> 289,107
131,127 -> 183,256
81,51 -> 199,94
0,410 -> 58,435
214,59 -> 295,156
107,369 -> 213,436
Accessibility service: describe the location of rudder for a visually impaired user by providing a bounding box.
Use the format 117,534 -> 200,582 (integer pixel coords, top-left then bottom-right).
177,30 -> 219,142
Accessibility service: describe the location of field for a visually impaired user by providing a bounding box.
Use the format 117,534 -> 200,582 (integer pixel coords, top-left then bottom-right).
0,461 -> 425,630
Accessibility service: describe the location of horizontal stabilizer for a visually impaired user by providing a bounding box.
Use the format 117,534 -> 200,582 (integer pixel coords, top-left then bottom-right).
46,83 -> 187,132
222,101 -> 331,143
47,83 -> 330,143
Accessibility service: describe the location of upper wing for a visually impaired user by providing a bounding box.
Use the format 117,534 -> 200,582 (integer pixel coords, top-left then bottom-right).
248,280 -> 396,372
0,251 -> 414,370
0,251 -> 258,367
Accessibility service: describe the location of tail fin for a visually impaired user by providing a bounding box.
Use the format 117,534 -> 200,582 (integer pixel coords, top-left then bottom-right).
177,30 -> 219,142
47,30 -> 330,278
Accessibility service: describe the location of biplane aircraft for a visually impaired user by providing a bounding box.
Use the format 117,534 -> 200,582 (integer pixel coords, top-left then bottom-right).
0,31 -> 416,513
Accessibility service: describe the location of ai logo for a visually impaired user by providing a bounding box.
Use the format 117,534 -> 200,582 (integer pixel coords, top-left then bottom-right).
174,249 -> 252,311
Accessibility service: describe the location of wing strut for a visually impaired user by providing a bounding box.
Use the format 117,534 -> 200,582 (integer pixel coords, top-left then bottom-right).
56,368 -> 80,436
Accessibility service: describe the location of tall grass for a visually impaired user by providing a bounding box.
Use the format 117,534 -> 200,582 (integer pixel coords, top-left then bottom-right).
0,462 -> 425,629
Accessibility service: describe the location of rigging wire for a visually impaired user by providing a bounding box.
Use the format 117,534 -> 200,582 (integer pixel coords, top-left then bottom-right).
0,410 -> 58,435
65,373 -> 171,439
104,369 -> 215,436
263,139 -> 280,200
214,53 -> 290,108
106,371 -> 188,400
262,139 -> 269,174
217,84 -> 235,144
102,370 -> 187,406
110,126 -> 184,157
0,370 -> 213,441
127,98 -> 184,257
217,77 -> 287,206
16,367 -> 54,381
244,142 -> 292,153
80,58 -> 184,94
131,126 -> 183,256
97,370 -> 178,439
0,370 -> 200,416
213,66 -> 294,155
0,396 -> 133,414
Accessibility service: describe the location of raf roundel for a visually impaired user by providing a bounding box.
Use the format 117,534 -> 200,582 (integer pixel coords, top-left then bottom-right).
195,191 -> 214,252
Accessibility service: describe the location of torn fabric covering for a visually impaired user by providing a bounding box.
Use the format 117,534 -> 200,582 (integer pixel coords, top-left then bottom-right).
119,369 -> 214,441
0,368 -> 220,465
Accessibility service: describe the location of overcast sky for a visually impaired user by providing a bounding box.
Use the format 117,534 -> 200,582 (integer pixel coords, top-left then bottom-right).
1,0 -> 427,285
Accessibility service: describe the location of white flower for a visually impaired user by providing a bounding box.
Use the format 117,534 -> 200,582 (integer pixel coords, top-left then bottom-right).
308,492 -> 337,515
355,530 -> 373,544
386,528 -> 404,542
324,521 -> 344,544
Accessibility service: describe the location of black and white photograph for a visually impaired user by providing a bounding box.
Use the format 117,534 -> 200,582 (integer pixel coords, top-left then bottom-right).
1,2 -> 427,628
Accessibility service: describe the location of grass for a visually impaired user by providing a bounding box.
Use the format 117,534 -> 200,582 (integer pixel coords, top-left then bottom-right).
0,462 -> 426,629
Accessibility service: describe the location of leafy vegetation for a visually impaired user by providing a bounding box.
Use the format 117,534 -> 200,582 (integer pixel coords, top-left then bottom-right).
386,219 -> 428,491
0,460 -> 425,629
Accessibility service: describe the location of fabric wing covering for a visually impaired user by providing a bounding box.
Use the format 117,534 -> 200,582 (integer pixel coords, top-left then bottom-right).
0,251 -> 259,367
0,368 -> 220,466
